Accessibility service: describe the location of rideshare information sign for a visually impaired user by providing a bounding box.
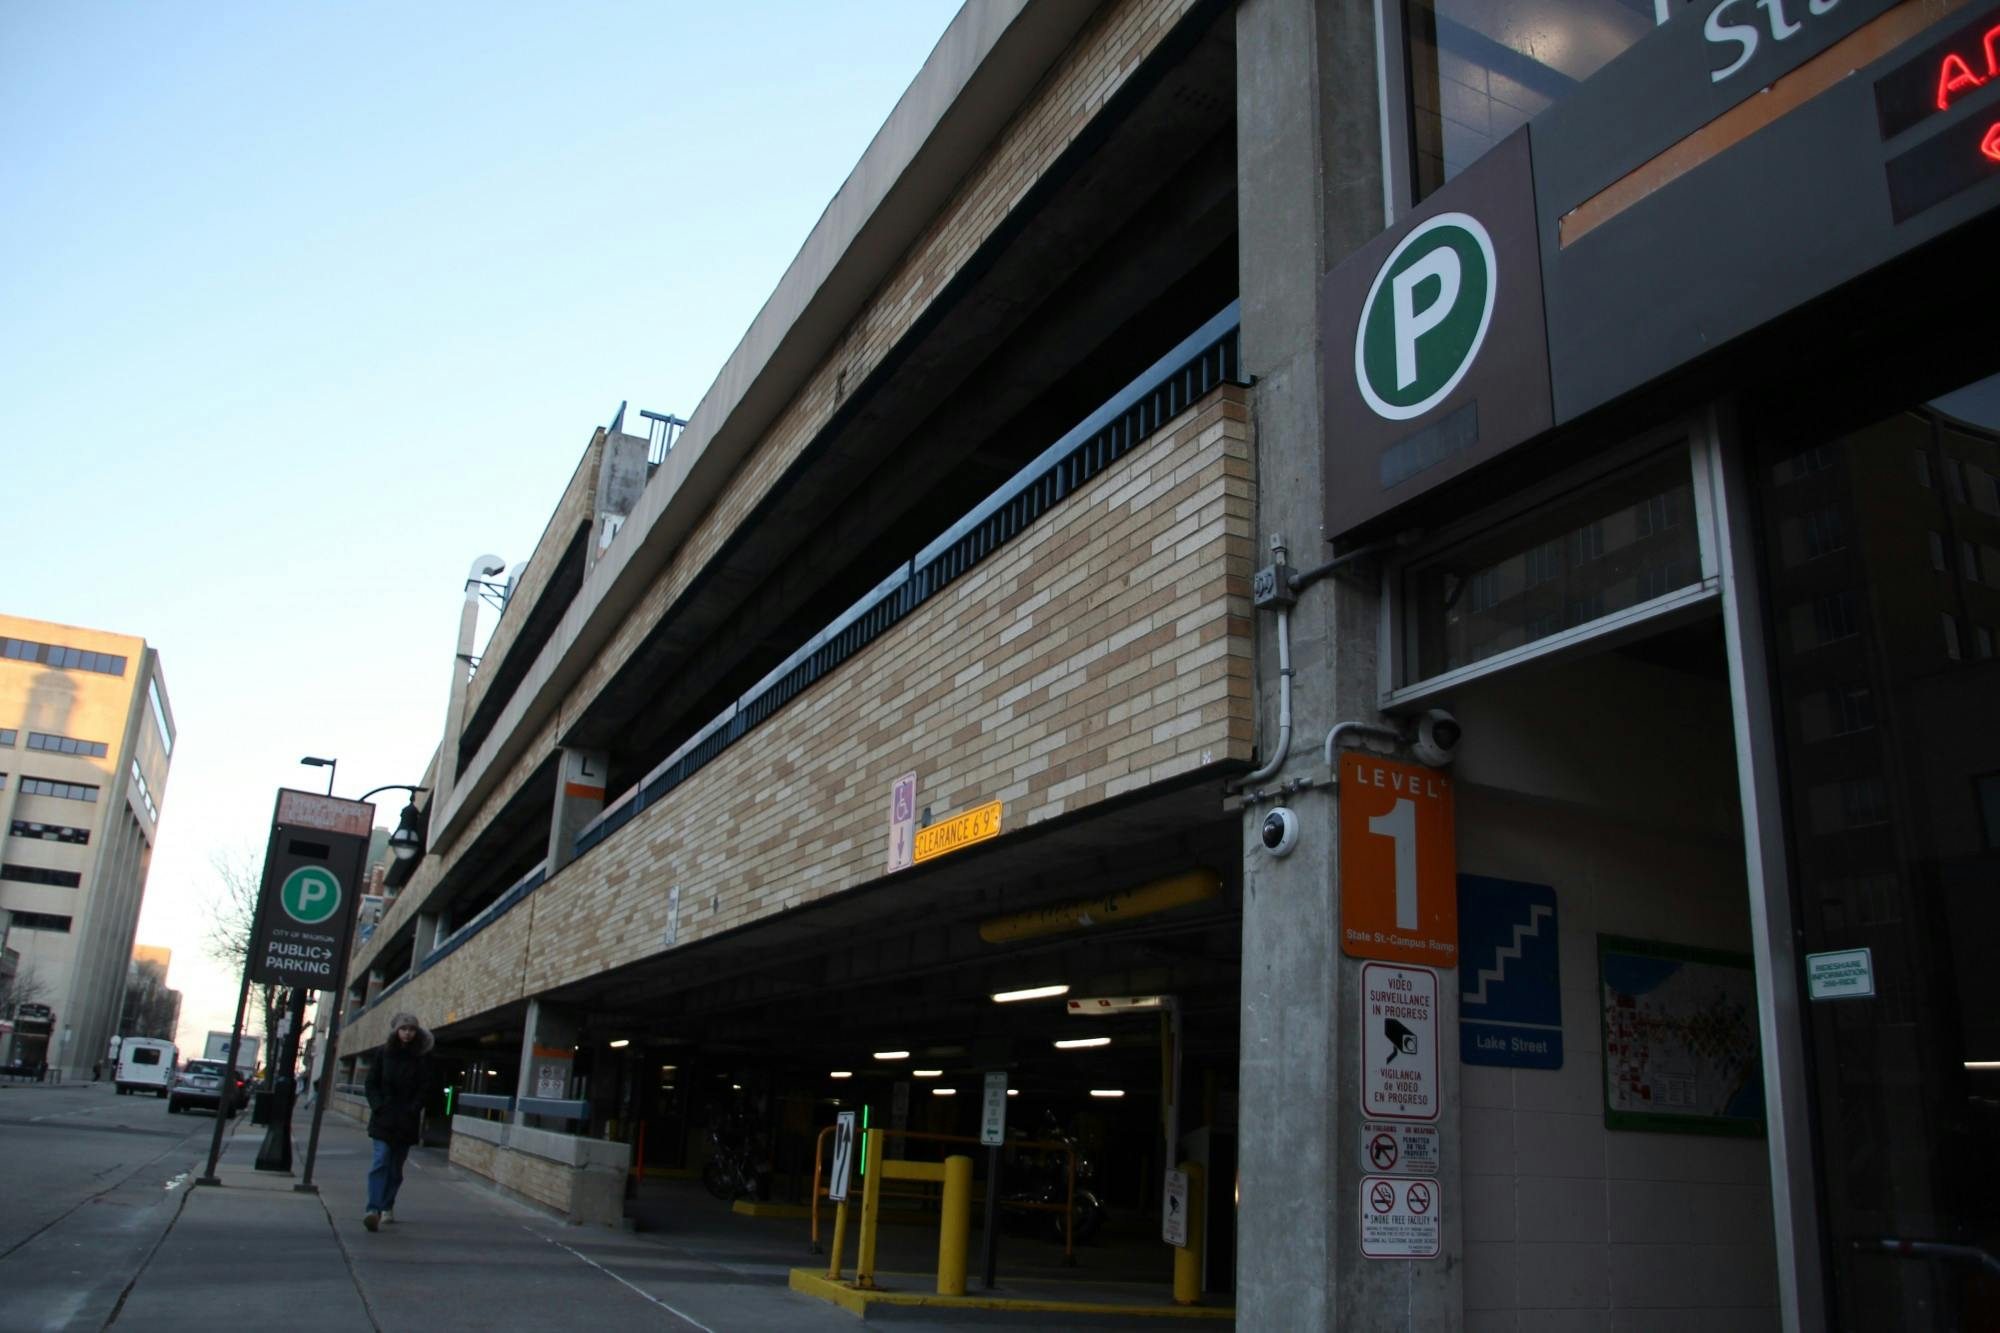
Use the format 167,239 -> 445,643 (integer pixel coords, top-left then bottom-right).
247,788 -> 375,989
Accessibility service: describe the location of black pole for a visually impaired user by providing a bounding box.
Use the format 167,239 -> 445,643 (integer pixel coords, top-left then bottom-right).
295,988 -> 343,1193
982,1144 -> 1003,1289
197,966 -> 254,1185
255,987 -> 307,1172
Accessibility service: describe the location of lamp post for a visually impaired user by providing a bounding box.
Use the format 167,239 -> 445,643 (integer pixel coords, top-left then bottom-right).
294,787 -> 427,1193
299,755 -> 337,796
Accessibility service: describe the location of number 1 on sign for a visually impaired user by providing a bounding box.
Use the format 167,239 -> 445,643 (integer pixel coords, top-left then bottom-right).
1367,798 -> 1417,930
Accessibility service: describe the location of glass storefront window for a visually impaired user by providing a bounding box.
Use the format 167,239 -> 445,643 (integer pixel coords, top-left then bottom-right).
1400,447 -> 1706,683
1405,0 -> 1667,200
1755,370 -> 2000,1326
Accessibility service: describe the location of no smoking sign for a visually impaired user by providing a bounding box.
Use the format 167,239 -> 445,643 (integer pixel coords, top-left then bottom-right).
1360,1176 -> 1442,1259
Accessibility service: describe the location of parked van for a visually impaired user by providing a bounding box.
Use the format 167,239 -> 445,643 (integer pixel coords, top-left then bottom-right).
114,1038 -> 177,1097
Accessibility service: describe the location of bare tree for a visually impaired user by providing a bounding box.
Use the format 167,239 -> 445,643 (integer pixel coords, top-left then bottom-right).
0,960 -> 49,1019
204,847 -> 281,1062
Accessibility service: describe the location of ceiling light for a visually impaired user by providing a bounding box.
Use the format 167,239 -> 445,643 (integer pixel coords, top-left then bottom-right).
914,1069 -> 943,1078
874,1050 -> 910,1061
1089,1089 -> 1126,1098
992,984 -> 1070,1003
931,1088 -> 957,1097
1054,1036 -> 1111,1050
731,1083 -> 741,1090
1007,1088 -> 1018,1097
485,1069 -> 498,1077
608,1039 -> 629,1049
830,1070 -> 853,1079
1966,1061 -> 2000,1069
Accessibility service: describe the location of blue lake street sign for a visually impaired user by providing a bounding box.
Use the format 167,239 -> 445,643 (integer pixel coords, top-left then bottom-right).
1458,875 -> 1562,1069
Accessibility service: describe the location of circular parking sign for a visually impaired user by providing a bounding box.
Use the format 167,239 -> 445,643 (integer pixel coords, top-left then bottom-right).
1354,212 -> 1497,421
280,866 -> 342,924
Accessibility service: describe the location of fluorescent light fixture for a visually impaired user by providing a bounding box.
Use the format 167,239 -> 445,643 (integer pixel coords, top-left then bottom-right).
1089,1089 -> 1126,1098
1966,1061 -> 2000,1069
608,1039 -> 630,1049
874,1050 -> 910,1061
660,1065 -> 677,1073
1007,1088 -> 1018,1097
931,1088 -> 957,1097
993,984 -> 1070,1004
731,1083 -> 742,1090
485,1069 -> 498,1077
1054,1036 -> 1112,1050
914,1069 -> 943,1078
1067,994 -> 1166,1013
830,1070 -> 853,1079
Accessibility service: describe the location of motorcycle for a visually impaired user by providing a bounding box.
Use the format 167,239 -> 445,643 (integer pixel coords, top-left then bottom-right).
702,1118 -> 770,1201
1000,1117 -> 1104,1243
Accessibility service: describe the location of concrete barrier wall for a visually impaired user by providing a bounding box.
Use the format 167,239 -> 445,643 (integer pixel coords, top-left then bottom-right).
446,1113 -> 631,1226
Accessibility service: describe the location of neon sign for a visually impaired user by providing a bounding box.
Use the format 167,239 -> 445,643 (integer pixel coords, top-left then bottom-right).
1878,7 -> 2000,139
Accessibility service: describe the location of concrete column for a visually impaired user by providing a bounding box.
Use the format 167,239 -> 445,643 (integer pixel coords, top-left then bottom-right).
433,555 -> 505,830
589,429 -> 651,567
412,912 -> 440,961
546,748 -> 608,875
1235,1 -> 1457,1326
513,998 -> 580,1129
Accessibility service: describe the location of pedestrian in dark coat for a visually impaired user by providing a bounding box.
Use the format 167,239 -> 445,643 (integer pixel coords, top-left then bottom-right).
363,1011 -> 432,1231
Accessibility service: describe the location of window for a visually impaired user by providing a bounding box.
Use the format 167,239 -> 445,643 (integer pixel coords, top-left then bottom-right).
1634,491 -> 1677,537
1946,458 -> 1966,502
1964,540 -> 1981,583
1813,592 -> 1859,646
1916,450 -> 1933,488
19,778 -> 98,802
148,676 -> 174,756
10,820 -> 88,845
130,761 -> 159,822
0,729 -> 14,747
1,863 -> 83,888
1405,0 -> 1666,200
26,732 -> 108,758
1930,532 -> 1947,572
1567,521 -> 1604,566
1981,773 -> 2000,849
1834,687 -> 1875,735
9,911 -> 71,932
1805,508 -> 1846,559
1524,539 -> 1563,588
1943,614 -> 1963,661
129,1047 -> 163,1066
1978,626 -> 1995,660
0,637 -> 126,676
1783,444 -> 1837,482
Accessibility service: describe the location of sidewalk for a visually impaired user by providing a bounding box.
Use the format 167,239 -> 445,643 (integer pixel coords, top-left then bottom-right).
110,1112 -> 1231,1331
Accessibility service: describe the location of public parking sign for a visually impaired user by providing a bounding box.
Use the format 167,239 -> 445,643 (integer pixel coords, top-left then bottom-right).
247,788 -> 375,989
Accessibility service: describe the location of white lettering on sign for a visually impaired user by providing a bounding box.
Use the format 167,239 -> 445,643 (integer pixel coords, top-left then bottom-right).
1361,963 -> 1440,1121
277,789 -> 375,837
1806,947 -> 1875,1000
1361,1176 -> 1442,1258
830,1111 -> 858,1202
1163,1168 -> 1190,1248
1704,0 -> 1842,85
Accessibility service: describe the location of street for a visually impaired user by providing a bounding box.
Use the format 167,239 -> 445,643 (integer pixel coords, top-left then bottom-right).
0,1080 -> 217,1331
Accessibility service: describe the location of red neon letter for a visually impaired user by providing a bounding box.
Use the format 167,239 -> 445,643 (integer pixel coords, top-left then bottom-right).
1983,123 -> 2000,162
1939,52 -> 1987,110
1986,24 -> 2000,78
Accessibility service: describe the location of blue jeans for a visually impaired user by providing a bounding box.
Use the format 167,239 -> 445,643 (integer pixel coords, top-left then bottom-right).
368,1138 -> 410,1212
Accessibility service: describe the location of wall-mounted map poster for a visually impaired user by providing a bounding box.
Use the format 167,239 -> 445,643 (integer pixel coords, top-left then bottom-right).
1598,935 -> 1765,1136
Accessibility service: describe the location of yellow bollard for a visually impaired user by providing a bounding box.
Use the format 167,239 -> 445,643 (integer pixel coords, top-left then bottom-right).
937,1154 -> 973,1296
856,1128 -> 884,1289
1172,1161 -> 1206,1306
825,1199 -> 849,1280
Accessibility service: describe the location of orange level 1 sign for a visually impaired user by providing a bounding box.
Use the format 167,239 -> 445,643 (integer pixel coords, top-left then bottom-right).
1339,754 -> 1457,967
914,800 -> 1002,863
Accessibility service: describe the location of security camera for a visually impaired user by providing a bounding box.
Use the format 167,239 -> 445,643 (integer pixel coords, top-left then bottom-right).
1411,709 -> 1462,767
1260,807 -> 1300,857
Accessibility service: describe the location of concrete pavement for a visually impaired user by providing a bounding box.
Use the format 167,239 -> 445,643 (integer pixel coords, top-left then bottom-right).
98,1108 -> 1229,1331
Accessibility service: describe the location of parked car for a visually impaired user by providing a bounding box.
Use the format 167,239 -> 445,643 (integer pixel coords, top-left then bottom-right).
167,1059 -> 243,1117
114,1038 -> 178,1097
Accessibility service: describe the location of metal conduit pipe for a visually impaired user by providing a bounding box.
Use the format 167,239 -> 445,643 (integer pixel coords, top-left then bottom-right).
1236,604 -> 1293,787
1325,718 -> 1402,768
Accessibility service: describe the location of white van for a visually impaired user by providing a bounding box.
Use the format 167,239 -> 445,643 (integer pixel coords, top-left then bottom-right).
114,1038 -> 177,1097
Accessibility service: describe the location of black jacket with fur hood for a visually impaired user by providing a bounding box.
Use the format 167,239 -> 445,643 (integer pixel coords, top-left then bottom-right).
364,1012 -> 434,1146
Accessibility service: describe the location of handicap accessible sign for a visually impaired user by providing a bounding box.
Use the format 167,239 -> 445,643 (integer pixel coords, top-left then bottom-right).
1458,876 -> 1562,1069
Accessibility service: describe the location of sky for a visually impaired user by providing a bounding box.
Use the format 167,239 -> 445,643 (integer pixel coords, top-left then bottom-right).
1,1 -> 960,1053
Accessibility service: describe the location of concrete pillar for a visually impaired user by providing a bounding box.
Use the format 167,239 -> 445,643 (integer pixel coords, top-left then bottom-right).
364,966 -> 385,1007
547,748 -> 608,875
1235,1 -> 1457,1326
412,912 -> 441,961
513,998 -> 580,1129
590,428 -> 651,567
433,555 -> 504,830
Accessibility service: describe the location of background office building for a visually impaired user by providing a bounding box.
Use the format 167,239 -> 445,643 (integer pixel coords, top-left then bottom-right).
0,615 -> 175,1078
333,2 -> 1999,1327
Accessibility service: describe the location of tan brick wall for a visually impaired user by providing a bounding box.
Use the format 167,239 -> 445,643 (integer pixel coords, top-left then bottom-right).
448,1132 -> 497,1178
348,0 -> 1211,998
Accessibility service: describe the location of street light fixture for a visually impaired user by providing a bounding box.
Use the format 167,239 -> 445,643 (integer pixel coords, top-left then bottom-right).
358,785 -> 429,863
299,755 -> 337,795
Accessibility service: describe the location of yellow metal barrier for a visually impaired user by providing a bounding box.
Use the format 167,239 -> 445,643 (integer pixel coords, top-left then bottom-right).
819,1128 -> 973,1295
1173,1160 -> 1206,1305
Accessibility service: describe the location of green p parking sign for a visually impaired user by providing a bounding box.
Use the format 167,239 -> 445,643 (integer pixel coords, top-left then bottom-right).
280,866 -> 342,924
1354,213 -> 1496,422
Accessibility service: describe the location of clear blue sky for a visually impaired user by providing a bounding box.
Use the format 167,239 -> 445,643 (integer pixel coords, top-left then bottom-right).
1,1 -> 960,1050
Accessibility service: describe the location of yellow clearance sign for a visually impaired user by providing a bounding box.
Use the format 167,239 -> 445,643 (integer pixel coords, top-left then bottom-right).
914,800 -> 1002,864
1338,754 -> 1456,967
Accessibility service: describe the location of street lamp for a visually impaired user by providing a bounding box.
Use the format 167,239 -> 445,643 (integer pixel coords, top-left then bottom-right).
360,785 -> 429,864
299,755 -> 337,795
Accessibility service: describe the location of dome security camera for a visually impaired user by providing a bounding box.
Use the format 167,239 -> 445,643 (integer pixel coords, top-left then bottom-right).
1260,807 -> 1300,857
1411,709 -> 1462,767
